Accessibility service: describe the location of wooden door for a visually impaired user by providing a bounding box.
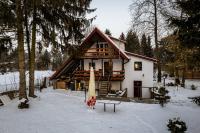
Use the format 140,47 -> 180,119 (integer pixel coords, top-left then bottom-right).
134,81 -> 142,98
104,62 -> 110,76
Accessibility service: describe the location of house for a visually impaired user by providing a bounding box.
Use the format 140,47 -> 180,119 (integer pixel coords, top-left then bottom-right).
50,27 -> 157,98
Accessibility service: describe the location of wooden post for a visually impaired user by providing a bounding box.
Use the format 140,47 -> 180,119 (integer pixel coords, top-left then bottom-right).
122,59 -> 124,71
120,81 -> 122,90
101,59 -> 103,76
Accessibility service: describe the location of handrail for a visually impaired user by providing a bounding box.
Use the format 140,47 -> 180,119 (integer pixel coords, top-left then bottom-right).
107,72 -> 112,93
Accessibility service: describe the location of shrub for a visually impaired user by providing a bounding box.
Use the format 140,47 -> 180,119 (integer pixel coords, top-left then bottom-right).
191,96 -> 200,106
159,87 -> 166,95
167,82 -> 175,86
18,98 -> 29,109
191,84 -> 197,90
167,117 -> 187,133
156,87 -> 170,107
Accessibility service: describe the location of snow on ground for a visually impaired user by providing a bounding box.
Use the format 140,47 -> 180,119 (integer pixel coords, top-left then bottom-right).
0,79 -> 200,133
0,71 -> 54,92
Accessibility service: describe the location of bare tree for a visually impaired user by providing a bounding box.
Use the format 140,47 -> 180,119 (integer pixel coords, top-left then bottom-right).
130,0 -> 168,82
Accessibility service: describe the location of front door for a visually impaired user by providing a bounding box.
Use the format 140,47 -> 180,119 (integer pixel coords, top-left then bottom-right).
104,62 -> 110,76
134,81 -> 142,98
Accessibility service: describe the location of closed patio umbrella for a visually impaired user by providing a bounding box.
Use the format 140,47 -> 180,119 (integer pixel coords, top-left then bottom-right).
87,67 -> 96,108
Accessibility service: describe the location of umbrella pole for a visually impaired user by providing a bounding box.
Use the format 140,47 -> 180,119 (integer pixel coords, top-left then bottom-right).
84,87 -> 86,102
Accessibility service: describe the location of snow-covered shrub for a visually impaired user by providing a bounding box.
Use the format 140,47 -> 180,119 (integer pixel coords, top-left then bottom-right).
166,82 -> 175,86
191,96 -> 200,106
159,87 -> 166,95
156,87 -> 171,107
191,84 -> 197,90
167,117 -> 187,133
18,98 -> 29,109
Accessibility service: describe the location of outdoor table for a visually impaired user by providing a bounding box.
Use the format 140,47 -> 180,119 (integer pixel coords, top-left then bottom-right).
98,100 -> 121,112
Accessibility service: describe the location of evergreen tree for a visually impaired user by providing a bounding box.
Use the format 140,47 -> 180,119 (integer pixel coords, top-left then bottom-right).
28,0 -> 96,97
141,34 -> 153,57
165,0 -> 200,48
52,49 -> 63,70
141,34 -> 148,56
125,29 -> 140,54
105,29 -> 112,36
16,0 -> 27,100
146,36 -> 153,57
37,50 -> 51,70
119,32 -> 125,41
163,0 -> 200,81
0,0 -> 96,99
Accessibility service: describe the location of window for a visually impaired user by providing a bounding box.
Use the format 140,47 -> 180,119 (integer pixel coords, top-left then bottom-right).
134,62 -> 142,71
96,42 -> 108,55
89,62 -> 95,70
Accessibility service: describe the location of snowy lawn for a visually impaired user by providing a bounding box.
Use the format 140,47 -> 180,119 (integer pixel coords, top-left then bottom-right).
1,81 -> 200,133
0,71 -> 54,93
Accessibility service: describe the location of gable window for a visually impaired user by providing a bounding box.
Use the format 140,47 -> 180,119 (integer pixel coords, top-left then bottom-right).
89,62 -> 95,70
96,42 -> 108,55
134,62 -> 142,71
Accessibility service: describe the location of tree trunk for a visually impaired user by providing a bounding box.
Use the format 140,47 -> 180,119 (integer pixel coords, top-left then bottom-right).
24,0 -> 31,70
154,0 -> 161,82
16,0 -> 27,99
29,1 -> 36,97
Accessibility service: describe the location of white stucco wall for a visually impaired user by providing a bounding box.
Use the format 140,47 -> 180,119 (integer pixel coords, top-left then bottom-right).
122,55 -> 154,98
84,59 -> 102,71
112,59 -> 122,70
112,40 -> 125,51
111,81 -> 121,91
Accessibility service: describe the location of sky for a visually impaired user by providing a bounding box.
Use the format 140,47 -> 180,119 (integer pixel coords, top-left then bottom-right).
88,0 -> 133,38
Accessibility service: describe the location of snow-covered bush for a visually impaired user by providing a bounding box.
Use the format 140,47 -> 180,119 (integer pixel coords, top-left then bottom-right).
18,98 -> 29,109
156,87 -> 170,107
191,84 -> 197,90
191,96 -> 200,106
167,117 -> 187,133
166,82 -> 175,86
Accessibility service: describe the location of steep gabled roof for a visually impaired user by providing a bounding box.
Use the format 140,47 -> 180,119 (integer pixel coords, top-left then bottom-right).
50,57 -> 74,80
80,27 -> 130,60
109,36 -> 126,44
125,51 -> 157,62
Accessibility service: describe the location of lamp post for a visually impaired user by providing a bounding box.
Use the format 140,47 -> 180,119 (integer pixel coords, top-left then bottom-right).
163,76 -> 166,86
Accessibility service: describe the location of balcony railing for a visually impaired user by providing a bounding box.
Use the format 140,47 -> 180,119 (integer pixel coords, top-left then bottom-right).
111,70 -> 125,80
73,70 -> 125,81
73,70 -> 101,79
79,48 -> 118,59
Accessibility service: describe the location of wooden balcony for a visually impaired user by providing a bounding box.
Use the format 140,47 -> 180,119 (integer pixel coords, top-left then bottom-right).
110,70 -> 125,81
73,70 -> 101,80
73,70 -> 125,81
79,48 -> 119,59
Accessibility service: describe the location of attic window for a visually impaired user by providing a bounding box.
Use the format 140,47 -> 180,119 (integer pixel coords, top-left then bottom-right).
96,42 -> 108,49
134,62 -> 142,71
